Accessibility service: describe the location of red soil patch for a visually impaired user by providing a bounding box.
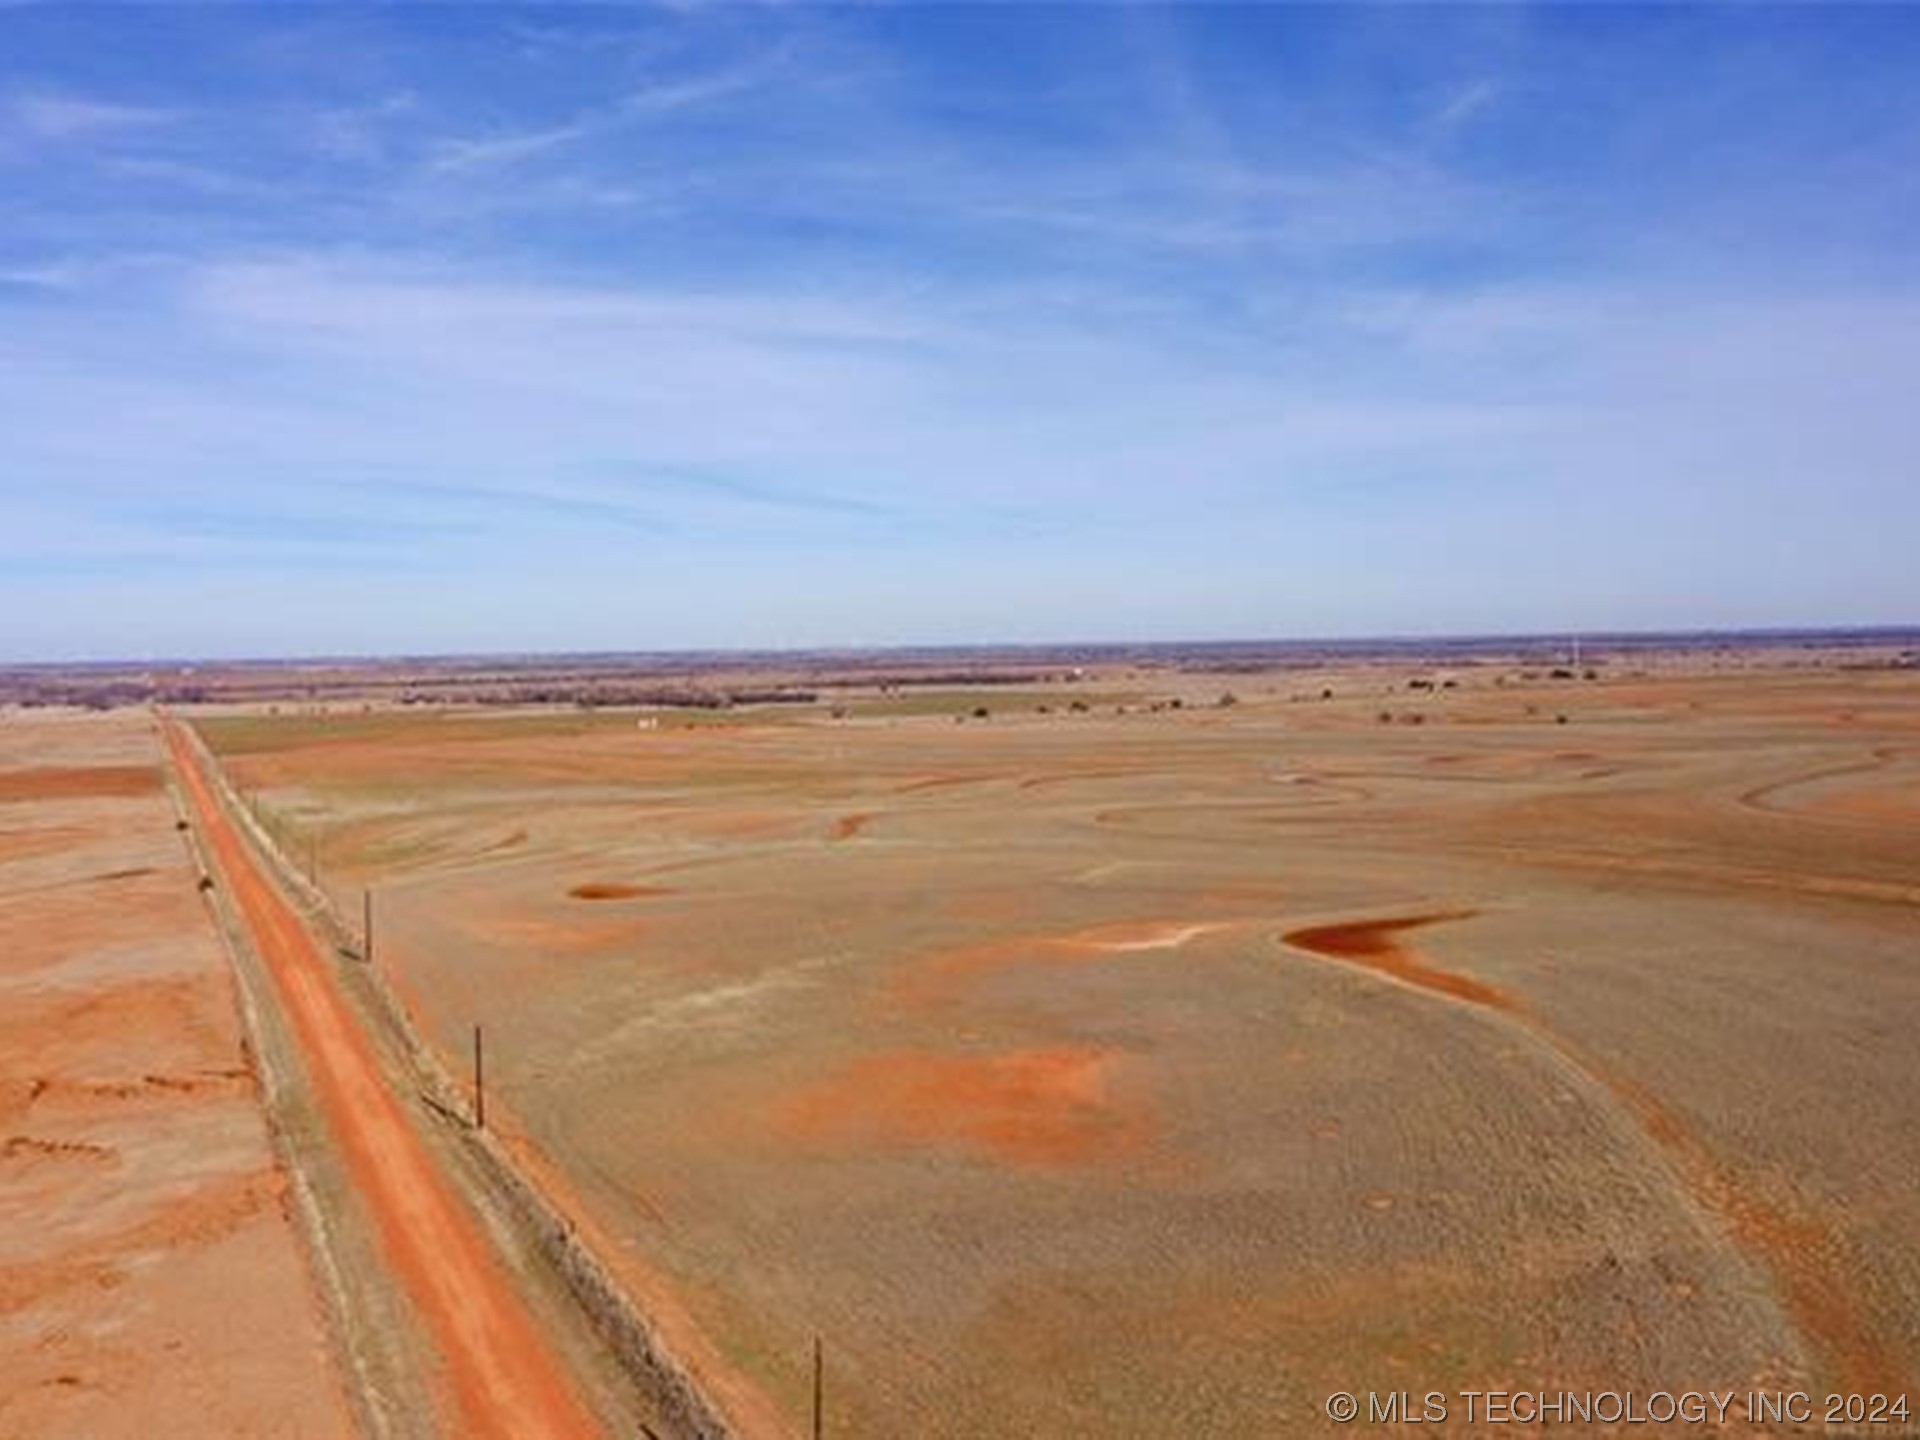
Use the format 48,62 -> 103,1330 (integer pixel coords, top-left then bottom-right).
1283,907 -> 1901,1392
3,1069 -> 252,1123
830,811 -> 874,841
896,918 -> 1246,1009
0,765 -> 159,803
0,825 -> 91,863
1283,912 -> 1507,1010
567,881 -> 671,901
1803,779 -> 1920,824
1598,1073 -> 1903,1395
775,1046 -> 1147,1167
1,1134 -> 115,1163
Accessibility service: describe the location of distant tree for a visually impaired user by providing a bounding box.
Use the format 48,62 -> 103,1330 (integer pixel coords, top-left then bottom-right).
1217,692 -> 1239,708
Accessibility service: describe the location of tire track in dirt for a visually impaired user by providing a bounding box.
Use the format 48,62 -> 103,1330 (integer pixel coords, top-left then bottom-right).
1450,843 -> 1920,909
1281,911 -> 1906,1395
163,720 -> 603,1440
1737,746 -> 1915,821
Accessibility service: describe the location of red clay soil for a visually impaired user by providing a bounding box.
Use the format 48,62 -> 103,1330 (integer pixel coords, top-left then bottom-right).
0,824 -> 91,863
0,765 -> 159,803
1283,912 -> 1508,1009
567,881 -> 671,901
774,1046 -> 1148,1167
1602,1075 -> 1903,1396
163,721 -> 602,1440
1284,909 -> 1903,1395
828,811 -> 874,841
896,918 -> 1246,1010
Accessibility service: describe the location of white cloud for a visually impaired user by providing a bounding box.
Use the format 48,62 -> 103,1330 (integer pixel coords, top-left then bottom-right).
425,56 -> 773,175
427,118 -> 596,174
10,92 -> 179,141
1432,80 -> 1498,131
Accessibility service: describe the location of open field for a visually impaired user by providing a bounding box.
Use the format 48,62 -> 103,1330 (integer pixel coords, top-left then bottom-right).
0,710 -> 351,1437
186,646 -> 1920,1434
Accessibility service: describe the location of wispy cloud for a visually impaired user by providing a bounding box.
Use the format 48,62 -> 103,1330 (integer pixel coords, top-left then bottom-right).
308,91 -> 418,165
426,54 -> 776,175
1432,79 -> 1498,131
428,117 -> 597,174
9,91 -> 179,141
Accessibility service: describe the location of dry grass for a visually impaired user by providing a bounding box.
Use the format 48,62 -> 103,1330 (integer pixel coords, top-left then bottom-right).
201,661 -> 1920,1433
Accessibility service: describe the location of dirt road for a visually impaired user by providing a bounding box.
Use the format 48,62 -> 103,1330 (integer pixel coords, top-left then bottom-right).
163,719 -> 602,1440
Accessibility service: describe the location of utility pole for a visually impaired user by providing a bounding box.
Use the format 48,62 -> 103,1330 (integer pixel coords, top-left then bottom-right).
812,1334 -> 823,1440
473,1024 -> 486,1130
363,889 -> 373,964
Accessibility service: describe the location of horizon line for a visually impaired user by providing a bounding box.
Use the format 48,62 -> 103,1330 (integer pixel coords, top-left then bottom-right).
7,621 -> 1917,674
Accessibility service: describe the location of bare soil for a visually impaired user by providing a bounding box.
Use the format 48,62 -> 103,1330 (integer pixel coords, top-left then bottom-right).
165,719 -> 604,1440
198,659 -> 1920,1434
0,711 -> 352,1439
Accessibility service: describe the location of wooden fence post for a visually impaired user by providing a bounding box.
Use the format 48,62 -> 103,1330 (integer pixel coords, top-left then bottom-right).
473,1023 -> 486,1130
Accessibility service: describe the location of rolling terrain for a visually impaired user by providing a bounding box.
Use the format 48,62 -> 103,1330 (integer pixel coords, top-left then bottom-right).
194,653 -> 1920,1434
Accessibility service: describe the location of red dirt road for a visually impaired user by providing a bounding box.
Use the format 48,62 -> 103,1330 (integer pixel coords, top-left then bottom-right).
164,721 -> 602,1439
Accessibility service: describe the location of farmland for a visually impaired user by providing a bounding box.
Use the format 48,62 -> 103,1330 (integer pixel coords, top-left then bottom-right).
188,647 -> 1920,1434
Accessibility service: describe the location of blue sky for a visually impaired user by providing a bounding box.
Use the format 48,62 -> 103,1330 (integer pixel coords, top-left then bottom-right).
2,4 -> 1916,661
